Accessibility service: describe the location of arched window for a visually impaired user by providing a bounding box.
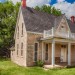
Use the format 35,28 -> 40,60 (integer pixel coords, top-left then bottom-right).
22,23 -> 23,36
17,26 -> 19,38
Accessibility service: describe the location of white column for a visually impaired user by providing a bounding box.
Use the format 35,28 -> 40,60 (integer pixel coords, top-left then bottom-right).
52,27 -> 54,36
68,43 -> 71,65
68,31 -> 70,38
42,42 -> 44,61
52,40 -> 55,66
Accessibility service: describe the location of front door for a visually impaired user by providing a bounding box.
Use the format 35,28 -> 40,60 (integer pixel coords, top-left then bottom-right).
61,45 -> 67,62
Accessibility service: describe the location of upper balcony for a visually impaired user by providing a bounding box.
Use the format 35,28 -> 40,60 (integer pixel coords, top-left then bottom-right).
43,27 -> 75,40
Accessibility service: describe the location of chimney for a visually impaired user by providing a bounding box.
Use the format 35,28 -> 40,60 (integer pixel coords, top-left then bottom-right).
22,0 -> 26,8
71,16 -> 75,23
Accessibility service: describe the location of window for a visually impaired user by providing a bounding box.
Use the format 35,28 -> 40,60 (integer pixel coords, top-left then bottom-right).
17,44 -> 19,56
34,43 -> 38,61
61,26 -> 64,28
61,25 -> 66,32
21,43 -> 23,56
22,23 -> 23,36
45,44 -> 48,60
17,26 -> 19,38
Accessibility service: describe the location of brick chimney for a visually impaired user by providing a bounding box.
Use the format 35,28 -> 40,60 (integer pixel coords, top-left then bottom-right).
22,0 -> 26,8
71,16 -> 75,23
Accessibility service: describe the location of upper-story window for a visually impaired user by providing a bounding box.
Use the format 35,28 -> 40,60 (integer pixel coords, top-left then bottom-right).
21,43 -> 23,56
17,26 -> 19,38
22,23 -> 23,36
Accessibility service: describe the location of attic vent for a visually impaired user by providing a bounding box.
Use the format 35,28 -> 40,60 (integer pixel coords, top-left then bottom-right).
27,7 -> 34,13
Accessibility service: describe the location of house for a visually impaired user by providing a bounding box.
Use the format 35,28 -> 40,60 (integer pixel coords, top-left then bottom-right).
11,0 -> 75,67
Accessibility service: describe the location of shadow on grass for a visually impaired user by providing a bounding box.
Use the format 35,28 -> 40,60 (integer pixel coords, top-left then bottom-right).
0,57 -> 10,61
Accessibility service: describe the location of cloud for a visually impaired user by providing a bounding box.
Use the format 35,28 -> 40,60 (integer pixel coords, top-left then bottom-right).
57,0 -> 65,3
53,2 -> 75,19
12,0 -> 21,4
27,0 -> 50,7
12,0 -> 50,7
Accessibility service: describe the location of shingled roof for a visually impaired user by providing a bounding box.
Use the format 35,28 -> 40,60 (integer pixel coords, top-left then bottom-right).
21,7 -> 75,33
67,19 -> 75,33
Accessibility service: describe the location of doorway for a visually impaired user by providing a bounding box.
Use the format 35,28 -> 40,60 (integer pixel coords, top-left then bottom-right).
61,45 -> 67,62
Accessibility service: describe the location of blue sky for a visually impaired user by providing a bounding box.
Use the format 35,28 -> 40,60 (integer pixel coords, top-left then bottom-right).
50,0 -> 75,5
0,0 -> 5,2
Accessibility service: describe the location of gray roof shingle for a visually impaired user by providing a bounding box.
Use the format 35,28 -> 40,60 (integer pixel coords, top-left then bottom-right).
21,7 -> 75,33
67,19 -> 75,33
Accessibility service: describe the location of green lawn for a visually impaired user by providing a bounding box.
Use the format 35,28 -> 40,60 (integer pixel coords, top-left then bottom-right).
0,59 -> 75,75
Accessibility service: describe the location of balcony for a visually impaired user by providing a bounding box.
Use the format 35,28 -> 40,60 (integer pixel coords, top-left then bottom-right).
43,27 -> 75,40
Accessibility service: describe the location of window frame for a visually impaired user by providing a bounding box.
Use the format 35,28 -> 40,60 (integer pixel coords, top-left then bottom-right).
17,26 -> 19,39
17,44 -> 19,56
34,42 -> 39,62
21,23 -> 23,37
45,44 -> 48,60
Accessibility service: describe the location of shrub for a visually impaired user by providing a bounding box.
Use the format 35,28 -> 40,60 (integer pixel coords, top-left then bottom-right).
36,60 -> 44,67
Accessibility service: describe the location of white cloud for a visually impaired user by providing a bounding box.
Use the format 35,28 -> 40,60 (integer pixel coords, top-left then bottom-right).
12,0 -> 21,4
27,0 -> 50,7
53,2 -> 75,19
57,0 -> 65,3
12,0 -> 50,7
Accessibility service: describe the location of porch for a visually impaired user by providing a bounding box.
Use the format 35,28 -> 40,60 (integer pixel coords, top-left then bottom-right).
41,38 -> 75,68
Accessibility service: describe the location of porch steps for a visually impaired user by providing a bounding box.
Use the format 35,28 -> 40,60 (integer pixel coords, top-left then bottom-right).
43,65 -> 67,69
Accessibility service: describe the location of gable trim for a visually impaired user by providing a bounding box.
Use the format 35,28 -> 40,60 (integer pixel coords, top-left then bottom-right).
14,6 -> 22,39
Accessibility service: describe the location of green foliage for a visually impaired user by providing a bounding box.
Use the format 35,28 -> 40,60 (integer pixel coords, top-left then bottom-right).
35,6 -> 40,11
0,0 -> 20,57
35,5 -> 62,16
36,60 -> 44,67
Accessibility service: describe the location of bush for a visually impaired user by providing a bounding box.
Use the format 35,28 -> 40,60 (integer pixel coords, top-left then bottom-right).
36,60 -> 44,67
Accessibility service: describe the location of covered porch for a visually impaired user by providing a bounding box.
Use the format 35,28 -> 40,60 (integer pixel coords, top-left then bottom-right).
41,38 -> 75,68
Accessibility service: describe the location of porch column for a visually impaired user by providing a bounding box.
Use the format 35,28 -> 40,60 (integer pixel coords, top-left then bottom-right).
52,40 -> 55,66
68,43 -> 71,65
42,42 -> 44,61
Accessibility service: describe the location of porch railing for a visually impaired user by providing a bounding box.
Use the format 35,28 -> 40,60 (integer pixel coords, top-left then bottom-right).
43,27 -> 75,39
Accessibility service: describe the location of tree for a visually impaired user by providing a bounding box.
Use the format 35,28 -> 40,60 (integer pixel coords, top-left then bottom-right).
35,5 -> 62,16
0,1 -> 20,57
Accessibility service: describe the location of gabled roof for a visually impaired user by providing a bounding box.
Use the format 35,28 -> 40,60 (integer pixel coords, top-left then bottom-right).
21,7 -> 75,33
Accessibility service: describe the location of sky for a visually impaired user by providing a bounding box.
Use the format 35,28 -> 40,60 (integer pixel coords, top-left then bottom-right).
0,0 -> 75,19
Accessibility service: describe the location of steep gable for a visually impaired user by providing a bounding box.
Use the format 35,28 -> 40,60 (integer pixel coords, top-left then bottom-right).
14,7 -> 27,39
56,16 -> 70,33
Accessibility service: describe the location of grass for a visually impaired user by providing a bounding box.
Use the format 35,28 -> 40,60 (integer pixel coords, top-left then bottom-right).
0,59 -> 75,75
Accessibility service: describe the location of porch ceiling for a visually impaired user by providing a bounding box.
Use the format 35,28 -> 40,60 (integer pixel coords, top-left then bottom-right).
41,38 -> 75,44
